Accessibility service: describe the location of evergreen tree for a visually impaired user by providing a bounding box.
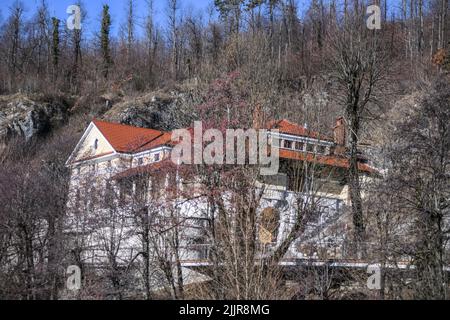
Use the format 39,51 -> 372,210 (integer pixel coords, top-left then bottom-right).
101,4 -> 112,78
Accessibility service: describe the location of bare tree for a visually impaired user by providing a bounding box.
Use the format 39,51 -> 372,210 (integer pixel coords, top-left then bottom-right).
388,76 -> 449,299
328,13 -> 386,254
167,0 -> 180,79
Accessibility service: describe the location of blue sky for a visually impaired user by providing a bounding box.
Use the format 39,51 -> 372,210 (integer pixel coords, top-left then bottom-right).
0,0 -> 405,38
0,0 -> 213,37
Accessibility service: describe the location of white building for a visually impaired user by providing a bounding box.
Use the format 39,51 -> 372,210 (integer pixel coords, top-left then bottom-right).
65,118 -> 376,295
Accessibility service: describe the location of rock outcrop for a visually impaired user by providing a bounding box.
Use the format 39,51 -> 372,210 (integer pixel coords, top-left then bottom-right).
0,94 -> 69,142
0,83 -> 200,147
103,89 -> 199,131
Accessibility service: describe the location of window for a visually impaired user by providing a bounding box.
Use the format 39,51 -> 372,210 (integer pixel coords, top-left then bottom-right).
317,206 -> 330,225
150,176 -> 163,198
86,187 -> 96,211
317,145 -> 327,154
93,138 -> 98,150
154,153 -> 160,162
137,158 -> 143,166
306,144 -> 315,153
135,178 -> 148,203
119,180 -> 133,205
105,180 -> 114,205
295,141 -> 304,151
283,140 -> 293,149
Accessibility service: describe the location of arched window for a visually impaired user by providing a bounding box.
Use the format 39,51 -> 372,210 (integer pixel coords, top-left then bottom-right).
93,138 -> 99,150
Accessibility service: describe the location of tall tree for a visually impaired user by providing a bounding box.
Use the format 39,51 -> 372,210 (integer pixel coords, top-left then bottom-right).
5,1 -> 24,88
35,0 -> 51,77
51,17 -> 59,79
126,0 -> 135,67
145,0 -> 155,80
388,76 -> 450,299
167,0 -> 180,79
100,4 -> 112,79
328,15 -> 386,254
69,1 -> 84,93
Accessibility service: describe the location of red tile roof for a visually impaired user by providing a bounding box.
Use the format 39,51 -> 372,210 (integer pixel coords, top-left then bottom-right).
92,119 -> 375,175
266,119 -> 334,141
76,151 -> 114,163
278,149 -> 375,173
93,119 -> 171,153
113,160 -> 174,180
134,132 -> 173,152
112,158 -> 197,180
94,119 -> 332,154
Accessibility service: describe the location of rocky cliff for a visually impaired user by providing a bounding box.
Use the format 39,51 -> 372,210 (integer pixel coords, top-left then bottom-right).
0,94 -> 70,142
0,84 -> 201,148
102,89 -> 199,132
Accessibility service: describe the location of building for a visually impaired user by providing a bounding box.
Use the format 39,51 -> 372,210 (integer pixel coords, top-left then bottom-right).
65,117 -> 376,294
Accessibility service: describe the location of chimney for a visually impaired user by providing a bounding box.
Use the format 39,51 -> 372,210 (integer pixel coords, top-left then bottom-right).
252,104 -> 263,129
334,117 -> 346,146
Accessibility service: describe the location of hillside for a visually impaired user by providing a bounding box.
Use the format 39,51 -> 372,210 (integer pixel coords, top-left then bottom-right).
0,0 -> 448,301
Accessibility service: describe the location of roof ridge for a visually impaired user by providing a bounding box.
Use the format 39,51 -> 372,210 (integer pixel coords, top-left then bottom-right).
269,118 -> 334,141
93,119 -> 165,134
280,118 -> 308,128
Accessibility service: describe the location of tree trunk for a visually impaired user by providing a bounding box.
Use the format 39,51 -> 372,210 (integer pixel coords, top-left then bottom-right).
347,105 -> 365,256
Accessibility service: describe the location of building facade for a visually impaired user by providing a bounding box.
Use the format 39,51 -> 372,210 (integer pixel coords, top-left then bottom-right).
65,118 -> 375,292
